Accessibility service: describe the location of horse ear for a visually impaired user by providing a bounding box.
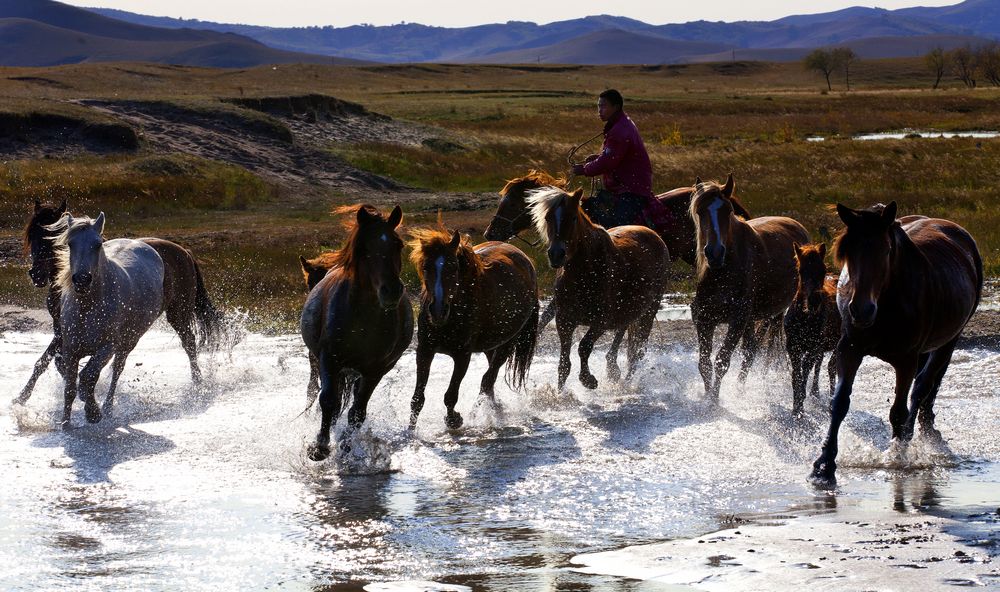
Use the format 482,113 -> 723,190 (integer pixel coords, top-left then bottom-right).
357,205 -> 375,226
570,188 -> 584,207
450,230 -> 461,250
33,198 -> 41,211
57,199 -> 67,215
299,255 -> 309,271
694,176 -> 702,185
837,203 -> 860,227
721,173 -> 735,198
792,242 -> 801,257
882,201 -> 897,227
819,243 -> 827,258
387,205 -> 403,229
93,212 -> 105,235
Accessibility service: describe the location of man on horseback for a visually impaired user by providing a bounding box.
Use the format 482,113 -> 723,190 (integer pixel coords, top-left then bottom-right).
570,89 -> 654,228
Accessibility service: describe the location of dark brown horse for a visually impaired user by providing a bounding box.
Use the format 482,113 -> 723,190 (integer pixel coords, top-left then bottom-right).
783,243 -> 840,414
300,205 -> 414,461
810,202 -> 982,486
15,199 -> 225,407
690,175 -> 809,400
408,227 -> 539,429
528,187 -> 668,390
298,251 -> 337,405
484,169 -> 751,266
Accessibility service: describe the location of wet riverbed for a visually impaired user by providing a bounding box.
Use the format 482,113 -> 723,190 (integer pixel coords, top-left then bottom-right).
2,325 -> 998,590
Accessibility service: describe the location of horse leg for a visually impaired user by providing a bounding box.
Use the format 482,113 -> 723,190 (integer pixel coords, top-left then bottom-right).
101,350 -> 131,417
308,353 -> 343,462
887,356 -> 920,441
60,355 -> 81,430
605,328 -> 626,382
167,309 -> 201,383
826,351 -> 837,397
538,300 -> 557,331
14,335 -> 60,405
306,352 -> 320,410
737,318 -> 767,383
786,331 -> 806,413
409,345 -> 434,429
480,341 -> 514,399
577,327 -> 605,390
711,319 -> 747,400
556,317 -> 575,391
810,337 -> 864,486
443,352 -> 471,429
78,346 -> 115,425
625,303 -> 657,380
905,337 -> 959,441
345,373 -> 381,436
809,351 -> 824,399
695,318 -> 716,399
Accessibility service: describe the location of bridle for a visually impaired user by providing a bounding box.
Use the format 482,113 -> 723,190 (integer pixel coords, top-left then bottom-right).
489,200 -> 541,248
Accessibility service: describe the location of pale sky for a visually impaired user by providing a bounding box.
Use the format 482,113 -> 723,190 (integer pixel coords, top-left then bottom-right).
62,0 -> 962,28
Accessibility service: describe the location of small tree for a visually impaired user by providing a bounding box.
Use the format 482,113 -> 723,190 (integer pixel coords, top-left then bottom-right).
977,42 -> 1000,87
804,49 -> 838,91
832,47 -> 858,91
950,46 -> 978,88
925,46 -> 946,89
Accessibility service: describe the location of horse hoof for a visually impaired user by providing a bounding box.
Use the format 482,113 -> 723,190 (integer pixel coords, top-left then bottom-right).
307,443 -> 331,462
808,463 -> 837,489
85,402 -> 102,424
606,365 -> 622,382
445,412 -> 464,430
580,373 -> 599,390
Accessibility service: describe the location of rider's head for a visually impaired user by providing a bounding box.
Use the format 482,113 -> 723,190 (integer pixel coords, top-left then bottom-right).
598,89 -> 623,122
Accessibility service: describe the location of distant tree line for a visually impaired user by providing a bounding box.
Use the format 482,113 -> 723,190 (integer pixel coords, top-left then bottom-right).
803,47 -> 858,91
925,43 -> 1000,89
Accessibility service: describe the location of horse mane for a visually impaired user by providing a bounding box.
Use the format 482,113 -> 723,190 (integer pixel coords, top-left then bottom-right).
832,203 -> 893,266
326,204 -> 388,281
46,214 -> 97,294
22,201 -> 63,255
500,170 -> 567,197
525,186 -> 596,243
407,226 -> 485,279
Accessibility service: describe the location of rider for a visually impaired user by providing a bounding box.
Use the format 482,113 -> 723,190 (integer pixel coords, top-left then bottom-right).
570,89 -> 654,228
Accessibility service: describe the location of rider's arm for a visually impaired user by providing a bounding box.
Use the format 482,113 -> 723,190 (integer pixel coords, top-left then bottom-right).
582,129 -> 628,177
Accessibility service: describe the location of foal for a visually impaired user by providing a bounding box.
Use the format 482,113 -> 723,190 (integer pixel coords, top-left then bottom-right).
528,187 -> 668,390
783,243 -> 840,414
408,228 -> 539,429
689,175 -> 809,400
810,202 -> 982,486
300,205 -> 414,461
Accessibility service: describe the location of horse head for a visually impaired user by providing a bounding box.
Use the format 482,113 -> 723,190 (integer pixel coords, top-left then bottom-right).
793,242 -> 829,312
24,198 -> 67,287
355,205 -> 405,309
52,212 -> 106,296
409,228 -> 471,326
528,186 -> 584,269
834,201 -> 898,329
485,170 -> 567,241
690,173 -> 736,272
298,254 -> 334,291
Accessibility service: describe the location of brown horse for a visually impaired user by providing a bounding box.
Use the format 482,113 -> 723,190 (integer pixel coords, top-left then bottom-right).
300,204 -> 414,461
484,169 -> 751,266
810,202 -> 982,487
408,227 -> 539,429
298,251 -> 337,405
783,243 -> 840,414
690,175 -> 809,400
15,199 -> 225,407
528,186 -> 668,390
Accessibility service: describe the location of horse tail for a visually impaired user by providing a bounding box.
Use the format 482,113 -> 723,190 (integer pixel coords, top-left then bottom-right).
193,260 -> 225,351
505,301 -> 539,392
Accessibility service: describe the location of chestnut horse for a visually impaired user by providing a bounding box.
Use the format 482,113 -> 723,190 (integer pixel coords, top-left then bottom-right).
690,175 -> 809,400
408,228 -> 539,429
484,169 -> 751,266
810,202 -> 982,486
300,205 -> 414,461
783,243 -> 840,414
528,187 -> 668,390
15,199 -> 225,407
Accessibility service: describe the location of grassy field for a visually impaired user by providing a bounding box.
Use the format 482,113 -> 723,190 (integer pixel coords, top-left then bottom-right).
1,60 -> 999,330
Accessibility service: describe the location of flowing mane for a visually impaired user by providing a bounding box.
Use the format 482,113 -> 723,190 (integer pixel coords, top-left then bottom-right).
327,204 -> 387,280
408,226 -> 485,278
526,186 -> 591,241
500,169 -> 567,198
46,214 -> 97,294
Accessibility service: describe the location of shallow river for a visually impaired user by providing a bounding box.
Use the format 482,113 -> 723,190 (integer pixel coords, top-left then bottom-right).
2,324 -> 998,591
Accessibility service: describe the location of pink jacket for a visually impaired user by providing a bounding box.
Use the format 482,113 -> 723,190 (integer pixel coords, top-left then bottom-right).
582,110 -> 653,198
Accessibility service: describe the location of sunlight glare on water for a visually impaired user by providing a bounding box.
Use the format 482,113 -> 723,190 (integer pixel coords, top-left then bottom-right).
1,323 -> 998,590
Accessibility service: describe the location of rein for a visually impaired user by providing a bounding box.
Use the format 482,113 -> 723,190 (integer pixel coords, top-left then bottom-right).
490,199 -> 541,248
566,130 -> 604,199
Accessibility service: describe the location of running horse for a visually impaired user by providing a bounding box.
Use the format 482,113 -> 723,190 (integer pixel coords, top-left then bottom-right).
690,175 -> 809,400
300,205 -> 413,461
810,202 -> 982,486
408,227 -> 539,429
48,213 -> 166,427
528,187 -> 668,390
15,200 -> 226,407
784,243 -> 840,414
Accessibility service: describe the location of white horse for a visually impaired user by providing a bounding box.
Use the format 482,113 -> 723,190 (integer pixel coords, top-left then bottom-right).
49,213 -> 164,428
